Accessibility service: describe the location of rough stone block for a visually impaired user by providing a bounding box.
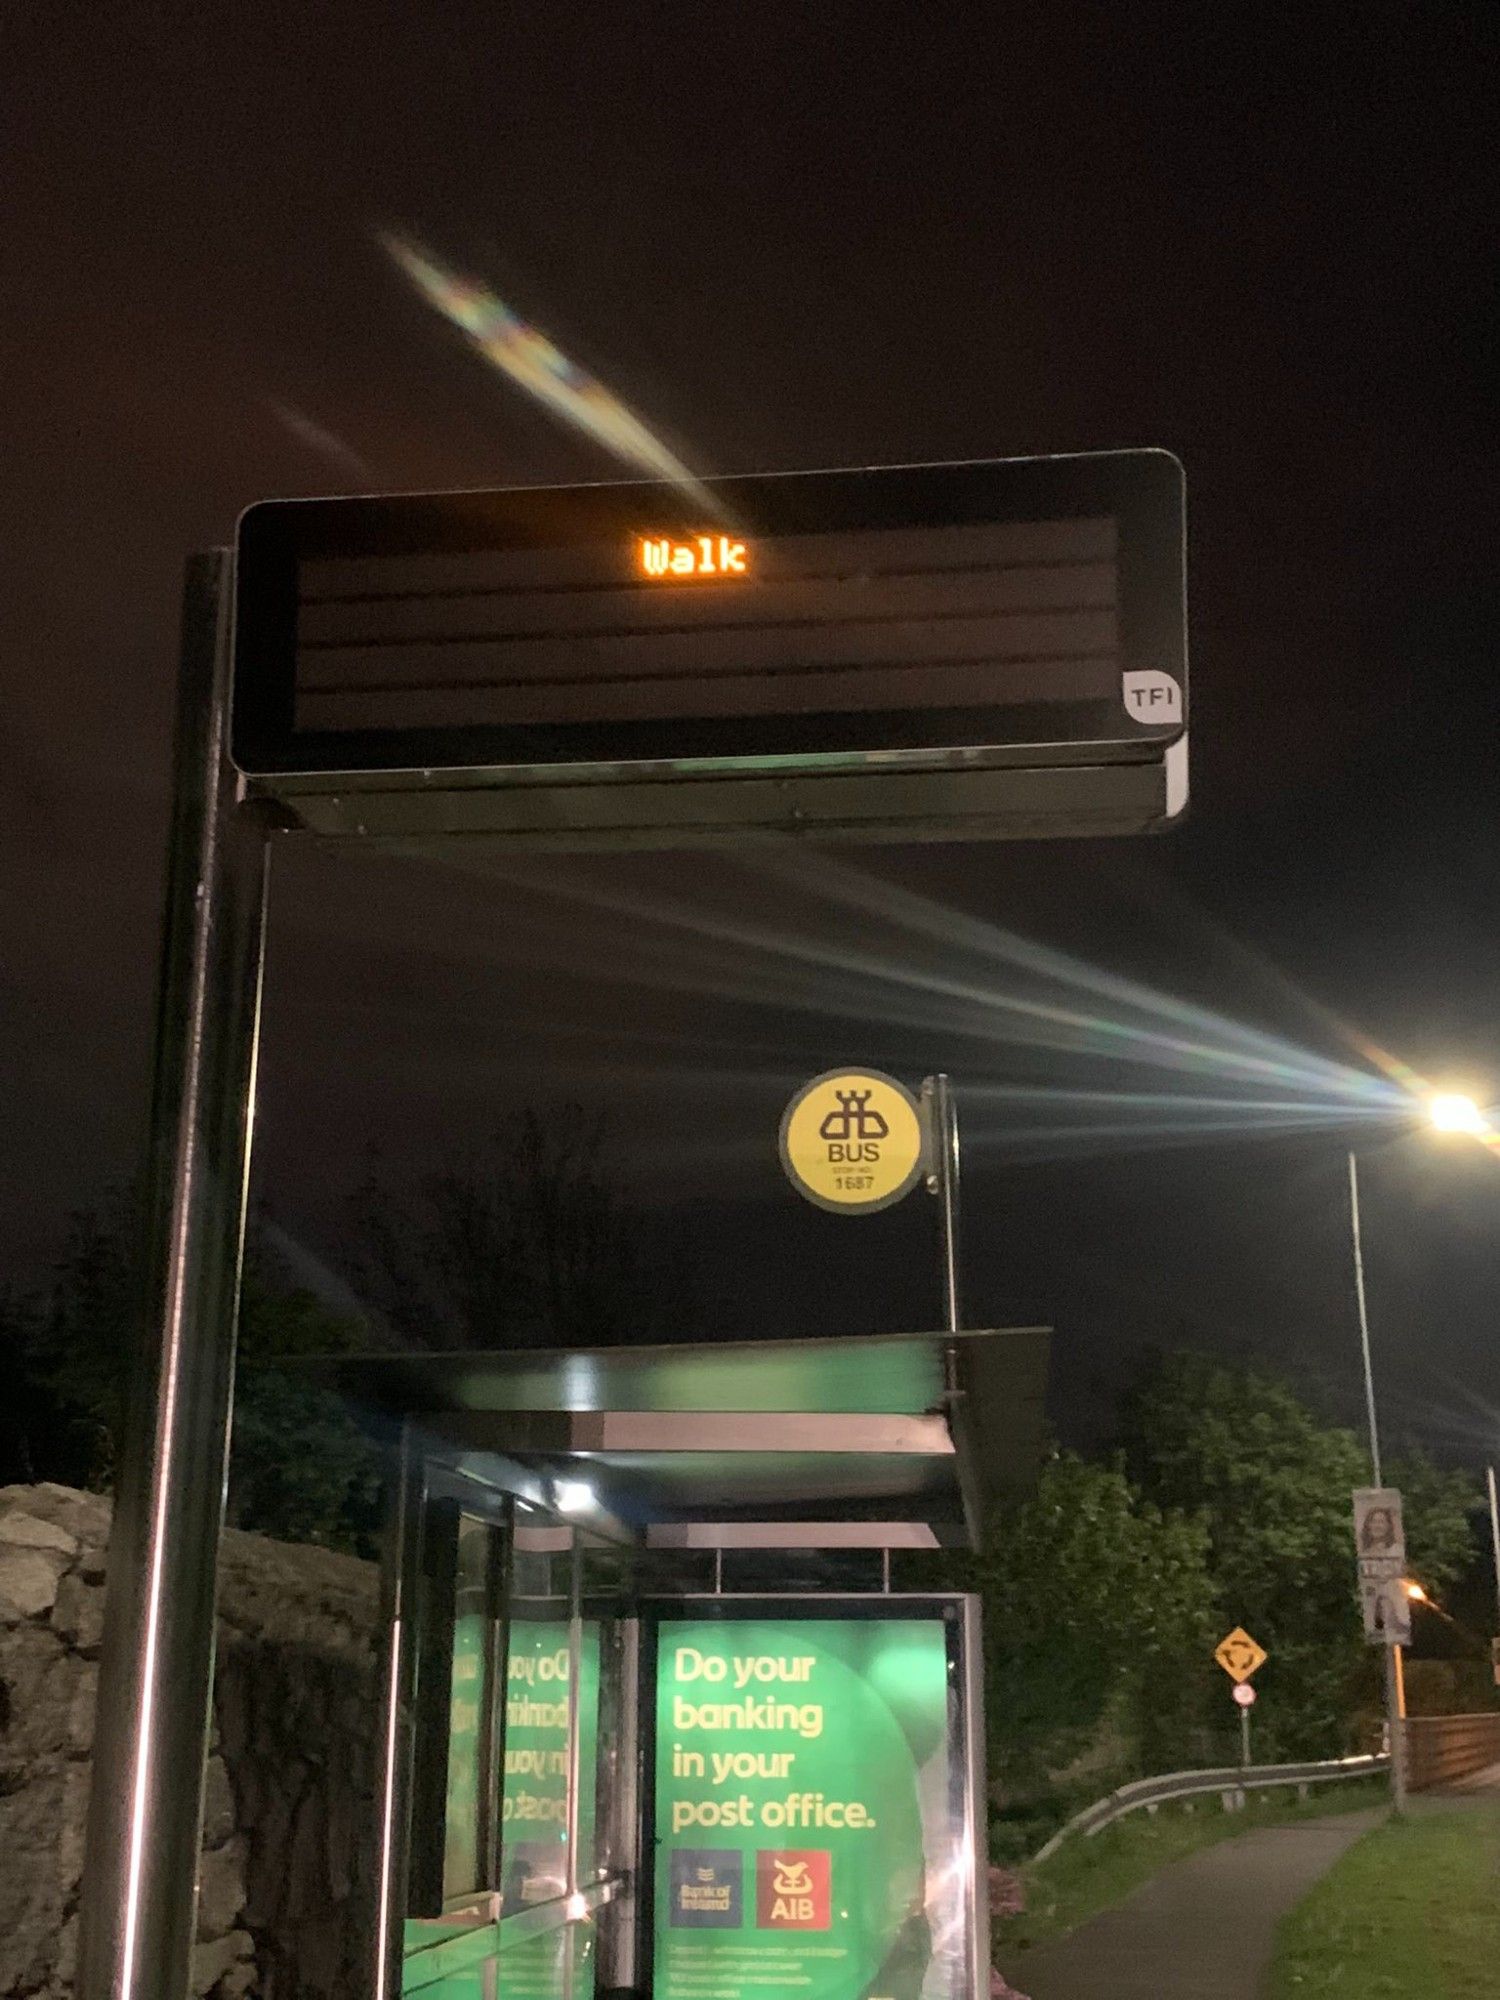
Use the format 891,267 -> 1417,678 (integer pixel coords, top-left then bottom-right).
0,1768 -> 68,1992
217,1957 -> 259,2000
55,1911 -> 80,1987
0,1546 -> 66,1620
67,1659 -> 100,1754
52,1567 -> 107,1654
191,1926 -> 256,1997
284,1785 -> 328,1918
197,1836 -> 248,1941
203,1753 -> 237,1848
2,1622 -> 79,1755
59,1761 -> 92,1889
0,1510 -> 79,1557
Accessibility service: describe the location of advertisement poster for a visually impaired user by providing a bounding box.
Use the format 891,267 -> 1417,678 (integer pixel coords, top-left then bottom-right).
654,1619 -> 962,2000
499,1619 -> 601,1902
1352,1487 -> 1410,1645
497,1620 -> 602,2000
442,1518 -> 494,1901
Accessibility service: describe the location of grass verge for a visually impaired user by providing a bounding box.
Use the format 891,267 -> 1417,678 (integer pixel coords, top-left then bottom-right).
996,1778 -> 1386,1955
1267,1801 -> 1500,1997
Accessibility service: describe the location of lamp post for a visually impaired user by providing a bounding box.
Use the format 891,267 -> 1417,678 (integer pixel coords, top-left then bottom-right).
1346,1087 -> 1489,1815
1346,1146 -> 1406,1811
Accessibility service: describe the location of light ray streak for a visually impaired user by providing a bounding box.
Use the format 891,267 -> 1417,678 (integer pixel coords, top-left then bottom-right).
966,1082 -> 1396,1117
745,847 -> 1390,1101
380,233 -> 719,509
263,395 -> 377,483
429,848 -> 1399,1106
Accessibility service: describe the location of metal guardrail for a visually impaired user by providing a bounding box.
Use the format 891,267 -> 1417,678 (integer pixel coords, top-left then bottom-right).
1030,1753 -> 1389,1864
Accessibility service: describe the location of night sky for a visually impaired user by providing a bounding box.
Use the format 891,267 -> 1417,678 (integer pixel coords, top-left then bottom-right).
5,8 -> 1497,1459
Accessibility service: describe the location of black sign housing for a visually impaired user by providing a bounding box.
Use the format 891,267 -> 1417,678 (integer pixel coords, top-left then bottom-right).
231,452 -> 1186,845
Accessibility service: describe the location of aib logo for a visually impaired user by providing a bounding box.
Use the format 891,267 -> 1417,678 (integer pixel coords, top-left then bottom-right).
756,1850 -> 831,1930
819,1088 -> 888,1165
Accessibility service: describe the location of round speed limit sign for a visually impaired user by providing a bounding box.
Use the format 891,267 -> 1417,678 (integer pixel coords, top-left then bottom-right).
779,1069 -> 926,1214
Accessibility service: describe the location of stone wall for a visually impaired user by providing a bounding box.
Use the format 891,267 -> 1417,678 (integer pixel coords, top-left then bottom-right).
0,1484 -> 381,2000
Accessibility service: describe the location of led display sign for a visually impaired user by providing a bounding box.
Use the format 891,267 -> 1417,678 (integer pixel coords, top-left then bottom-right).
231,452 -> 1186,844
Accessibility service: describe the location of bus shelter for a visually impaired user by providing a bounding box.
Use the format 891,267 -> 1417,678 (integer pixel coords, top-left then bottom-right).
79,453 -> 1179,2000
311,1325 -> 1050,2000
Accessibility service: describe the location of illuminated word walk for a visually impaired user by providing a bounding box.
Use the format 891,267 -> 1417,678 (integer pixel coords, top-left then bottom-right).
639,533 -> 749,578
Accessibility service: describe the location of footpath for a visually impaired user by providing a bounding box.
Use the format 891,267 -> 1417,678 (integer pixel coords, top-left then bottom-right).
999,1808 -> 1384,2000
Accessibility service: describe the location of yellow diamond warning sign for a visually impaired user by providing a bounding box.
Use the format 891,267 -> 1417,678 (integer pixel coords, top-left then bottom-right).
779,1069 -> 926,1213
1214,1627 -> 1268,1683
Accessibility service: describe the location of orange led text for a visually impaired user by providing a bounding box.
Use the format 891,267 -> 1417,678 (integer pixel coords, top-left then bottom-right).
639,534 -> 749,579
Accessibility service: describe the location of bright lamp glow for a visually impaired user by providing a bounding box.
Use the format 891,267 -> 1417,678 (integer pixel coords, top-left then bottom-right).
1427,1092 -> 1488,1136
1403,1580 -> 1427,1602
553,1479 -> 595,1515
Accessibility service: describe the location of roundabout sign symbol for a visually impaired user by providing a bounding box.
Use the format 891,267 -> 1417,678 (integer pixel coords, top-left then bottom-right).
779,1069 -> 926,1214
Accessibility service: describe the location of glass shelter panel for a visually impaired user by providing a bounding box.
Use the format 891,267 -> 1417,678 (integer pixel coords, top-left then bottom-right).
649,1600 -> 980,2000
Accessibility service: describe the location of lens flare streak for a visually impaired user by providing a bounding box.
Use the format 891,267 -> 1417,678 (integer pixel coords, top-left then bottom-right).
381,233 -> 719,509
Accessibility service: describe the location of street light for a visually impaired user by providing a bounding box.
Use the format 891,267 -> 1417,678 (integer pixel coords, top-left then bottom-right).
1425,1092 -> 1489,1138
1346,1085 -> 1489,1812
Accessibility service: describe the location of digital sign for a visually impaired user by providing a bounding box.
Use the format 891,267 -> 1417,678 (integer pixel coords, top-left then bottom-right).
231,452 -> 1186,844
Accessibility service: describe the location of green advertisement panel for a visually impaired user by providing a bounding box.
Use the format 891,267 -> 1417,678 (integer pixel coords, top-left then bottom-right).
499,1617 -> 601,1900
653,1617 -> 965,2000
442,1519 -> 493,1902
498,1619 -> 602,2000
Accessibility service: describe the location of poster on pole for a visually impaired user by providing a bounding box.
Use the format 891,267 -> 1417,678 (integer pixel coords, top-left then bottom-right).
1352,1487 -> 1410,1646
651,1611 -> 978,2000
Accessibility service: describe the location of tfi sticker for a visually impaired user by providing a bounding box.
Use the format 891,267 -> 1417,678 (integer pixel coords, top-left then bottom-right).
1122,671 -> 1183,724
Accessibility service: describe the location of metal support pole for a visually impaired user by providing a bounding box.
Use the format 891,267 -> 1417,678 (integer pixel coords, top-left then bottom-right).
562,1532 -> 584,2000
1487,1466 -> 1500,1633
1347,1151 -> 1382,1489
374,1425 -> 426,2000
924,1073 -> 962,1336
79,551 -> 270,2000
1347,1149 -> 1406,1813
564,1531 -> 584,1903
1239,1704 -> 1251,1771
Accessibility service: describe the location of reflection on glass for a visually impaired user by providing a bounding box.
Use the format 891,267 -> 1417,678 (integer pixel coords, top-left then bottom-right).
442,1514 -> 493,1904
497,1522 -> 597,2000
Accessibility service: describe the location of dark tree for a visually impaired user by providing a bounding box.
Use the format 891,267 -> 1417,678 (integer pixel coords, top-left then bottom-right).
350,1105 -> 696,1350
13,1188 -> 383,1551
1119,1351 -> 1476,1756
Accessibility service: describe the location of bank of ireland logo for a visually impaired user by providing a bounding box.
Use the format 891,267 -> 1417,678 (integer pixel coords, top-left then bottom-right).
756,1849 -> 831,1929
669,1849 -> 742,1927
779,1069 -> 925,1214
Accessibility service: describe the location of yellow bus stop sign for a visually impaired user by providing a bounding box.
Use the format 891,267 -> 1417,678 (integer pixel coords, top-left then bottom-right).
780,1069 -> 926,1213
1215,1627 -> 1268,1683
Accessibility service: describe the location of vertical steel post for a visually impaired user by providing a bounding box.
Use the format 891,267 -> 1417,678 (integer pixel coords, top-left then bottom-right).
374,1424 -> 427,2000
562,1531 -> 585,2000
565,1530 -> 583,1904
1487,1466 -> 1500,1634
1346,1149 -> 1406,1813
1239,1703 -> 1251,1770
960,1596 -> 990,2000
79,551 -> 270,2000
1347,1151 -> 1382,1490
924,1073 -> 962,1337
